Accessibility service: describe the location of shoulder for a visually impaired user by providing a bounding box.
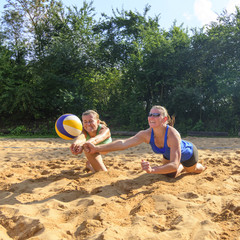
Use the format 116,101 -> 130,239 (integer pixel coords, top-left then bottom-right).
135,128 -> 151,143
167,126 -> 180,137
167,126 -> 181,145
99,124 -> 110,132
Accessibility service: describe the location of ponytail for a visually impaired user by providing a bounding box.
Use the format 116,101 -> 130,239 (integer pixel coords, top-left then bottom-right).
99,120 -> 107,127
167,114 -> 175,127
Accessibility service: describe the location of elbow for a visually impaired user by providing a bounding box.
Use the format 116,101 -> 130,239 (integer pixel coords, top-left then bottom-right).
164,162 -> 180,178
170,162 -> 179,172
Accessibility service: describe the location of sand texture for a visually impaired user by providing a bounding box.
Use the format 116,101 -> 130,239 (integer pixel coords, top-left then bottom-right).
0,137 -> 240,240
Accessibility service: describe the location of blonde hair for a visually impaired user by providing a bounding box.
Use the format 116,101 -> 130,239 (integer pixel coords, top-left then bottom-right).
151,105 -> 175,127
82,110 -> 107,126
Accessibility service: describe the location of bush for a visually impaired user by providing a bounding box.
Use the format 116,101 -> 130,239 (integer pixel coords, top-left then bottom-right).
10,125 -> 28,136
192,120 -> 204,131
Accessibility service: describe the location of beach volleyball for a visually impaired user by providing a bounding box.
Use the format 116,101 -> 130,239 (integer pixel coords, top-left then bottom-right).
55,114 -> 82,140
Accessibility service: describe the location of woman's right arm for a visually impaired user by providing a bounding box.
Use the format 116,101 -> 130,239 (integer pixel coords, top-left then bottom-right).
84,130 -> 147,154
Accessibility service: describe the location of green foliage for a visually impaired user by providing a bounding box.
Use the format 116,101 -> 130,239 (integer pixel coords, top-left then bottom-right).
168,86 -> 202,124
192,120 -> 204,131
0,1 -> 240,135
10,125 -> 27,135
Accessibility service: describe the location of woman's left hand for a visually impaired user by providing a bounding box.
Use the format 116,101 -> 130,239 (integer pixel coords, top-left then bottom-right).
141,160 -> 153,173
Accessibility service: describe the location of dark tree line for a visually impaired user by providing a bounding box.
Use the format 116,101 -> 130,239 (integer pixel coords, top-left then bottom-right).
0,0 -> 239,135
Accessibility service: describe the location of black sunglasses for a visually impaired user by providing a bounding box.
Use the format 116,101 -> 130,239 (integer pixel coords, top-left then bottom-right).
148,113 -> 161,117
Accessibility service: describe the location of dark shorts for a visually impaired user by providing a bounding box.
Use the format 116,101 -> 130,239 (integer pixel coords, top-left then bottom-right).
181,143 -> 198,167
163,142 -> 199,168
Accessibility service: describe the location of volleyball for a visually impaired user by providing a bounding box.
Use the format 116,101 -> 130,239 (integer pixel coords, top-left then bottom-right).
55,114 -> 82,140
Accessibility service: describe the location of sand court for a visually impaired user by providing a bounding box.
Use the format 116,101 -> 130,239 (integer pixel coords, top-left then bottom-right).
0,137 -> 240,239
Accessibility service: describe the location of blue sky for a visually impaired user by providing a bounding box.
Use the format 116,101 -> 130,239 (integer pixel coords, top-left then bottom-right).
1,0 -> 240,30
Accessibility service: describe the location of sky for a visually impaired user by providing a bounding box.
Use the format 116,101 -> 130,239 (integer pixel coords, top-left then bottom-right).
1,0 -> 240,30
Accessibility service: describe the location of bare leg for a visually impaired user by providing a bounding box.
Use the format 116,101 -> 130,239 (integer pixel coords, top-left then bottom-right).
84,151 -> 107,172
184,163 -> 207,173
85,161 -> 96,173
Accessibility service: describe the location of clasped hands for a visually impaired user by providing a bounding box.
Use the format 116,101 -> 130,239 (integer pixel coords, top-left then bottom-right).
70,141 -> 97,155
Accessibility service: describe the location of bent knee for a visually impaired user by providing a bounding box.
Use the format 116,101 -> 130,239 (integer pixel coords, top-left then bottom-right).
183,164 -> 197,173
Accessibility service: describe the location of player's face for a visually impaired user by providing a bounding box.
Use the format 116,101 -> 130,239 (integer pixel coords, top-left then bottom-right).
148,108 -> 165,128
82,114 -> 99,134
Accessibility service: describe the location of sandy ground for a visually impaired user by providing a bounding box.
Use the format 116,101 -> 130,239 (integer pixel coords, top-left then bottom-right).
0,137 -> 240,240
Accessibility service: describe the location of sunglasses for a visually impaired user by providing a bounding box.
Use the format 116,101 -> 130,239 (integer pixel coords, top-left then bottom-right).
148,113 -> 161,117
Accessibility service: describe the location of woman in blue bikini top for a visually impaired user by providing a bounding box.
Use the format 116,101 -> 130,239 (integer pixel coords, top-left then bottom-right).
84,105 -> 206,177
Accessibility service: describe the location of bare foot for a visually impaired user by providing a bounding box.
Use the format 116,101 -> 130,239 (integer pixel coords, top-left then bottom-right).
195,163 -> 207,173
202,166 -> 207,172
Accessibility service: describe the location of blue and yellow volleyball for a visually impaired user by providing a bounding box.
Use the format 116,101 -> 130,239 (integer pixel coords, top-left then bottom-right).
55,114 -> 82,140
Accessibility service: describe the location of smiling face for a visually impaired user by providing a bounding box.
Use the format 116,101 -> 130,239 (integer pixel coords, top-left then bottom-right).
148,107 -> 167,128
82,113 -> 100,135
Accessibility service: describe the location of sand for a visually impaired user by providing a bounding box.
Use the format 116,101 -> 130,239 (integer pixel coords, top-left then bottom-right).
0,137 -> 240,240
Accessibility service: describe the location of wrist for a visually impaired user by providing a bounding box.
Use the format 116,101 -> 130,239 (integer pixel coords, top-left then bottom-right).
95,146 -> 101,152
149,167 -> 156,174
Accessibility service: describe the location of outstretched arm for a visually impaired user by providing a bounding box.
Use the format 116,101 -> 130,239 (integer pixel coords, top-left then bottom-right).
84,130 -> 147,154
86,127 -> 111,145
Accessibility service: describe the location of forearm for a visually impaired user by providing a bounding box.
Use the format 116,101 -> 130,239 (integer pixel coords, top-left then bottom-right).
73,133 -> 86,145
94,139 -> 127,152
151,162 -> 179,174
87,131 -> 110,145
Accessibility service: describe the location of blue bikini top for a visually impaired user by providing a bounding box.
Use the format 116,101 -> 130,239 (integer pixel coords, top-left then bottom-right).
149,125 -> 170,156
149,125 -> 193,161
